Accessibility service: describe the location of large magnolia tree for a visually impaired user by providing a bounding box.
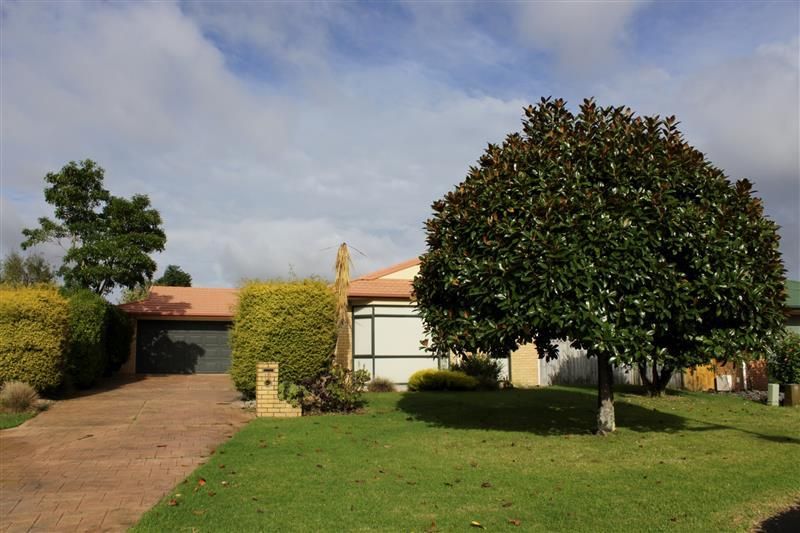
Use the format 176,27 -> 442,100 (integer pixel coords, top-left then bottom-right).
413,98 -> 786,434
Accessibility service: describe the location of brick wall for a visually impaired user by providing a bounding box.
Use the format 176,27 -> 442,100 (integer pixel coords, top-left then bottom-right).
255,362 -> 302,418
510,343 -> 539,387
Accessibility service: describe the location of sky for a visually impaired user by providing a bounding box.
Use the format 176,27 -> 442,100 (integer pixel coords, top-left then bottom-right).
1,0 -> 798,293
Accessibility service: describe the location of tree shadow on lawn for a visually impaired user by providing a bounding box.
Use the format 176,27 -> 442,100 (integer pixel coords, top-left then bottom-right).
396,387 -> 800,442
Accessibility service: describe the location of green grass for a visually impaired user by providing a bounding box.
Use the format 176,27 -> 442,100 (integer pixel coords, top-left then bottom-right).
0,411 -> 35,429
133,387 -> 800,532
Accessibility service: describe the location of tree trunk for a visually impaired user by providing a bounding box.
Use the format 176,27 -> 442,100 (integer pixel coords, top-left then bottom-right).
596,353 -> 615,434
638,361 -> 674,397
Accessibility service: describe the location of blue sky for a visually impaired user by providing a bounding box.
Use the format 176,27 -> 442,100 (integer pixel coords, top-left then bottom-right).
1,0 -> 798,290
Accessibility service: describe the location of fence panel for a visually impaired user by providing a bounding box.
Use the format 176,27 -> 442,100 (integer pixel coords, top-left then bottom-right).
539,341 -> 683,389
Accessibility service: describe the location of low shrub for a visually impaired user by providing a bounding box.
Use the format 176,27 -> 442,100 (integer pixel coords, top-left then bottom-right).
768,332 -> 800,384
105,305 -> 133,374
64,289 -> 109,388
0,286 -> 69,392
0,381 -> 40,413
231,279 -> 337,397
280,366 -> 370,413
408,369 -> 479,391
451,354 -> 502,390
367,377 -> 397,392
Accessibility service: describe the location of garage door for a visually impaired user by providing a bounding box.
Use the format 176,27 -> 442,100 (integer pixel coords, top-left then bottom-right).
352,305 -> 441,385
136,320 -> 232,374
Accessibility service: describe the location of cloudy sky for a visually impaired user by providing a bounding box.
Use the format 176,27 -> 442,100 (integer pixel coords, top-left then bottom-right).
2,1 -> 798,292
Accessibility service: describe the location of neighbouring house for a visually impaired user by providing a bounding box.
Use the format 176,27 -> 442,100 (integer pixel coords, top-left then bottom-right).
117,258 -> 541,386
786,279 -> 800,334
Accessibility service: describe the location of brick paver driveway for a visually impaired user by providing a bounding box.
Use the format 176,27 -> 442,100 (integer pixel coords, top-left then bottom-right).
0,375 -> 252,532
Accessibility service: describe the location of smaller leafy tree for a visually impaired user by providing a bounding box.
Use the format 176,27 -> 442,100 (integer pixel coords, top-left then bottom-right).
21,159 -> 166,295
0,252 -> 55,286
768,332 -> 800,385
156,265 -> 192,287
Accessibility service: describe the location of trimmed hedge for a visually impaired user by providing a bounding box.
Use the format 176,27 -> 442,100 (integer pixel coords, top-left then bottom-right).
0,286 -> 69,392
230,279 -> 337,397
105,305 -> 133,374
65,289 -> 109,388
408,369 -> 479,391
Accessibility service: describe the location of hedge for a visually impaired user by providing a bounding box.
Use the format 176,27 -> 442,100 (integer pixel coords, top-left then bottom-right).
769,331 -> 800,384
230,279 -> 337,397
64,289 -> 109,388
408,369 -> 479,391
105,305 -> 133,374
0,286 -> 69,392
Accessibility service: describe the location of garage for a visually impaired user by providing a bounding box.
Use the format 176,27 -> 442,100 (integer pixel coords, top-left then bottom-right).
136,320 -> 232,374
118,286 -> 239,374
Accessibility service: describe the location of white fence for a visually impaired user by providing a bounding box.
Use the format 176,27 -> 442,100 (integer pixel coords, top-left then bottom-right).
539,340 -> 684,389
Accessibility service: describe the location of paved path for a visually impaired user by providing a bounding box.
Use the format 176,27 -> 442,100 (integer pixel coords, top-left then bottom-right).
0,375 -> 252,532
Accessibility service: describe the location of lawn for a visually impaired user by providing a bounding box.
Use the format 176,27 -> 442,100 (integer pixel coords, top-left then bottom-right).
133,387 -> 800,532
0,411 -> 35,430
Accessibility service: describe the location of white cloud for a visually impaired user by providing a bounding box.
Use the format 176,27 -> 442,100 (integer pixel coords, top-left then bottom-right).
1,1 -> 525,286
515,0 -> 645,70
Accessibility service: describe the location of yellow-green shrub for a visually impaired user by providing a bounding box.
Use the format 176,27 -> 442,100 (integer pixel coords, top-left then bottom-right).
408,369 -> 479,391
64,289 -> 108,388
0,286 -> 69,392
230,279 -> 337,397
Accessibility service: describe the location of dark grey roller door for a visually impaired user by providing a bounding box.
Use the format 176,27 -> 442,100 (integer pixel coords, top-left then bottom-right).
136,320 -> 232,374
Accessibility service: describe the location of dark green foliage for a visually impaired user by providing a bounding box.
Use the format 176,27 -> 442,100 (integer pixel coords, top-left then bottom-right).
0,252 -> 55,286
367,377 -> 397,392
105,305 -> 133,374
230,279 -> 337,397
22,159 -> 166,295
64,289 -> 108,388
407,369 -> 479,391
414,98 -> 786,429
156,265 -> 192,287
281,366 -> 370,413
768,332 -> 800,384
450,354 -> 502,389
0,287 -> 69,392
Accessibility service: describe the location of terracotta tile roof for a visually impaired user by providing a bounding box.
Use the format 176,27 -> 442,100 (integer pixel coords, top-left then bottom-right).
356,258 -> 420,280
118,286 -> 238,318
348,278 -> 414,299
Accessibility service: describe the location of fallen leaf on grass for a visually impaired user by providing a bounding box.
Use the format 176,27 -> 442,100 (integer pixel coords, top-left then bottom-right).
192,510 -> 205,516
470,521 -> 484,529
198,478 -> 206,487
508,518 -> 521,526
480,482 -> 493,488
502,501 -> 513,508
207,491 -> 216,497
221,481 -> 229,487
168,499 -> 178,507
426,520 -> 438,532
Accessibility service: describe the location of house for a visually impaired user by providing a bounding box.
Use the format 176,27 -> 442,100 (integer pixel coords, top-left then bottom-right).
118,258 -> 541,386
786,279 -> 800,334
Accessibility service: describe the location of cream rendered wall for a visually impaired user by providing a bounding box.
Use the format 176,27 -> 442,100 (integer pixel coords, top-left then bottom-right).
380,265 -> 420,280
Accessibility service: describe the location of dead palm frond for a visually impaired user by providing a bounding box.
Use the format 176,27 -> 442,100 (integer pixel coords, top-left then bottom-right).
333,243 -> 351,328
